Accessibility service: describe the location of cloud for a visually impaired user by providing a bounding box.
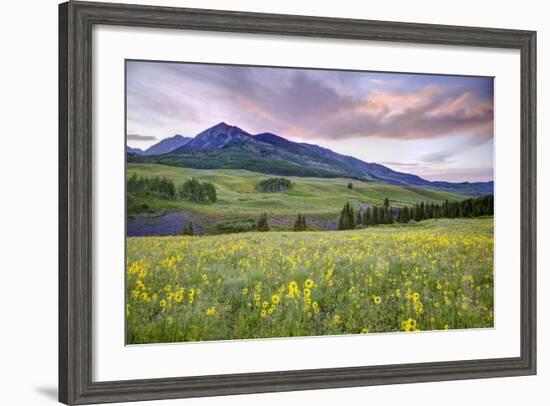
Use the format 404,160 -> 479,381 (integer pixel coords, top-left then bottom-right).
419,151 -> 455,164
307,85 -> 493,142
126,61 -> 494,146
381,161 -> 421,168
127,133 -> 157,141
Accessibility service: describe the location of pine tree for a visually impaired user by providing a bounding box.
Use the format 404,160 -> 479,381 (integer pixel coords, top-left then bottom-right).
347,181 -> 353,190
372,205 -> 379,225
384,197 -> 390,207
294,213 -> 307,231
337,202 -> 356,230
404,206 -> 410,223
181,221 -> 194,236
402,207 -> 410,223
414,204 -> 422,222
356,210 -> 363,226
364,207 -> 371,226
257,213 -> 269,231
346,203 -> 355,229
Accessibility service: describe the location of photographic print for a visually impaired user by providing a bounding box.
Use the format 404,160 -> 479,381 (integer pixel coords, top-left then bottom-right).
125,60 -> 494,344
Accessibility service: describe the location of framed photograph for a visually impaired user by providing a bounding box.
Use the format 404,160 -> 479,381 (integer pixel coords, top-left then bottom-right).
59,1 -> 536,404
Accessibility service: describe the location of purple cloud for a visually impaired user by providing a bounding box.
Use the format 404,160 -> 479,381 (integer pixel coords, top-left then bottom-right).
126,61 -> 494,182
127,133 -> 157,141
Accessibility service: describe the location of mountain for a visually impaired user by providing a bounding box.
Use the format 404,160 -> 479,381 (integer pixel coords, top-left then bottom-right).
180,123 -> 251,151
126,146 -> 144,155
129,123 -> 493,196
143,134 -> 192,155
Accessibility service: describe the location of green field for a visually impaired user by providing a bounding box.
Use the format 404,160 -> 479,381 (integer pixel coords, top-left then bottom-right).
126,218 -> 494,344
127,163 -> 464,218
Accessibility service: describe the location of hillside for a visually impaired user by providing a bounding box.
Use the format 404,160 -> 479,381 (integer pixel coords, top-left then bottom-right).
127,163 -> 464,218
127,122 -> 493,196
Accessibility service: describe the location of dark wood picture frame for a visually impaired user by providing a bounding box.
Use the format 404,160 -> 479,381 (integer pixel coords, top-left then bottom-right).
59,1 -> 537,404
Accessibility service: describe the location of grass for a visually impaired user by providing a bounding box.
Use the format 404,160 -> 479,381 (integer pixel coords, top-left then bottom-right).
127,163 -> 464,218
126,217 -> 494,344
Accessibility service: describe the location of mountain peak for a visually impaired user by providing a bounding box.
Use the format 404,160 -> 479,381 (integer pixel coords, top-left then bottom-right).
142,134 -> 192,155
177,122 -> 251,152
210,121 -> 233,130
135,124 -> 494,196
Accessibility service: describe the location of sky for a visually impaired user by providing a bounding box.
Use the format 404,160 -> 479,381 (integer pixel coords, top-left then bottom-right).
126,61 -> 494,182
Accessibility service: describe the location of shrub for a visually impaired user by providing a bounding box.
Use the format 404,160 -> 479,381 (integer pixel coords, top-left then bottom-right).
257,213 -> 270,231
181,222 -> 194,236
212,219 -> 257,235
293,213 -> 307,231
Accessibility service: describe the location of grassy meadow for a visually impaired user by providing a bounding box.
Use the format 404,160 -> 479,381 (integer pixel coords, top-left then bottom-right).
127,163 -> 464,218
126,217 -> 494,344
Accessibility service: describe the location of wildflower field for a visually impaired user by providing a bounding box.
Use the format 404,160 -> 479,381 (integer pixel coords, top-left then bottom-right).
126,217 -> 494,344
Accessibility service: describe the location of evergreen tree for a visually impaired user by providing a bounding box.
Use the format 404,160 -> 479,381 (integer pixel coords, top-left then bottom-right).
403,206 -> 410,223
384,197 -> 390,207
294,213 -> 307,231
203,182 -> 217,203
347,181 -> 354,190
257,213 -> 269,232
346,203 -> 355,229
181,221 -> 194,236
414,204 -> 422,221
426,202 -> 433,219
364,207 -> 371,226
399,207 -> 410,223
372,205 -> 379,225
337,202 -> 356,230
256,178 -> 293,193
397,207 -> 404,223
178,178 -> 217,203
356,210 -> 363,226
127,173 -> 177,199
387,206 -> 394,224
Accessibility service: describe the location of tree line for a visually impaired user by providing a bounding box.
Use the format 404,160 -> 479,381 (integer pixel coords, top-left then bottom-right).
127,173 -> 176,199
337,195 -> 494,230
396,195 -> 493,222
127,173 -> 217,204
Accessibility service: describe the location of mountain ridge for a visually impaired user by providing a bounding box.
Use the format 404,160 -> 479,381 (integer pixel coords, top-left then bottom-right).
127,134 -> 192,156
128,122 -> 493,196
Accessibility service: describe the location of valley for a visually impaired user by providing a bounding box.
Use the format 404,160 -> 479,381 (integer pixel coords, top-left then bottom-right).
126,163 -> 466,236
